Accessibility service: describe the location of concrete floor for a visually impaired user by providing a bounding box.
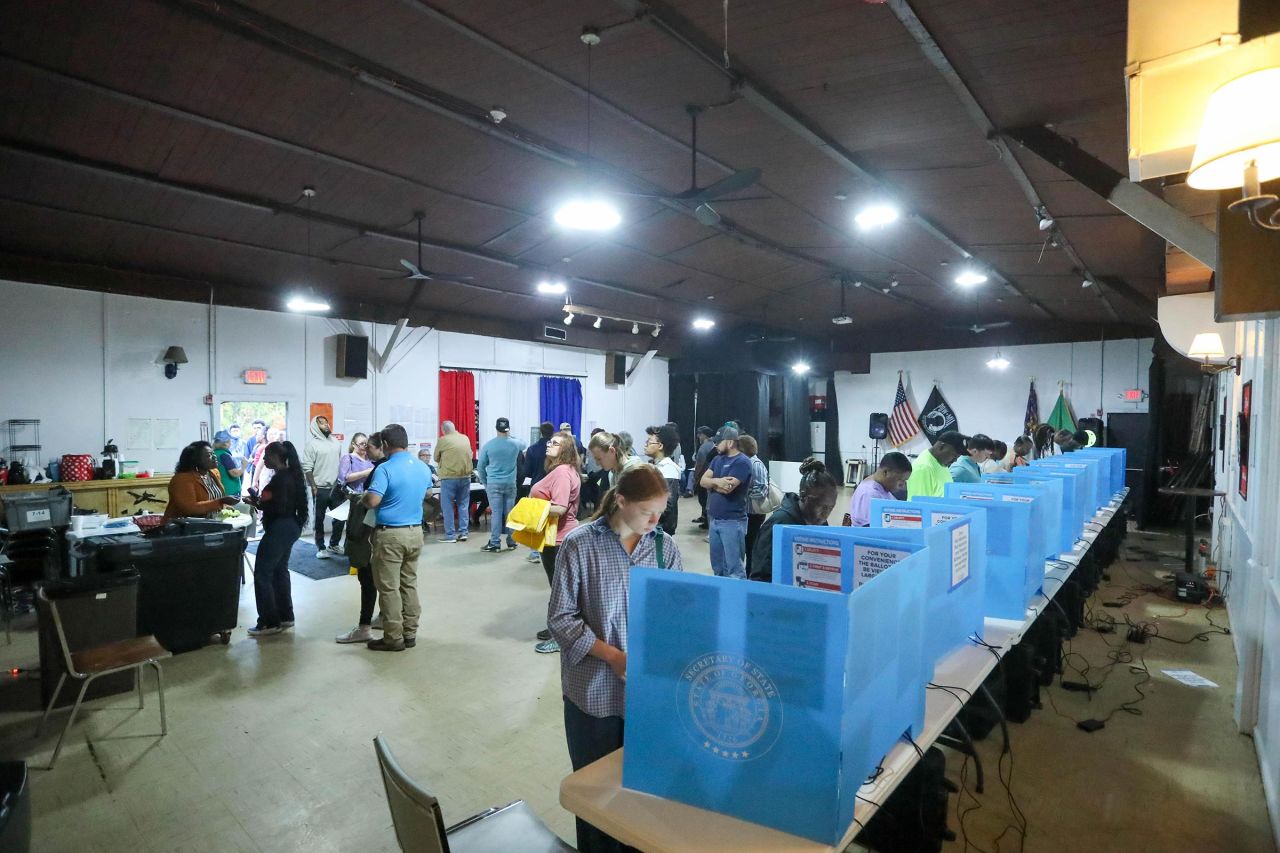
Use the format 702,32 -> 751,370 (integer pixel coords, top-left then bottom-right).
0,497 -> 1272,852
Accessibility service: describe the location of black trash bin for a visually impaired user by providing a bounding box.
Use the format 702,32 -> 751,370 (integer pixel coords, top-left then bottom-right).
0,761 -> 31,853
37,571 -> 140,708
93,527 -> 245,652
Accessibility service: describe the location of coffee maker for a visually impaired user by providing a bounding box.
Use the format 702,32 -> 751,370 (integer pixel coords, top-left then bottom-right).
100,439 -> 120,479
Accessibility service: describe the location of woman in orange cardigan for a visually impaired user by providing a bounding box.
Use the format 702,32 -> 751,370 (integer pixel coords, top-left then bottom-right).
163,442 -> 239,521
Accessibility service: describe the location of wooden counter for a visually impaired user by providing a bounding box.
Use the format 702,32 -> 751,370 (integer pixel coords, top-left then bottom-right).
0,476 -> 173,516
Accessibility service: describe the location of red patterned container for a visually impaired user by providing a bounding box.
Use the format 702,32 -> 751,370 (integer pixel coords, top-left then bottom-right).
60,454 -> 95,482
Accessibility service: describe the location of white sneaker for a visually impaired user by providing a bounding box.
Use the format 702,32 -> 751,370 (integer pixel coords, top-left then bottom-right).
326,546 -> 344,556
248,625 -> 283,638
335,626 -> 373,644
526,551 -> 542,563
316,549 -> 329,559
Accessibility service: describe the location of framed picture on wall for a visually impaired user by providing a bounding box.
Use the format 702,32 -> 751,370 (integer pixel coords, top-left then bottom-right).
1238,381 -> 1252,500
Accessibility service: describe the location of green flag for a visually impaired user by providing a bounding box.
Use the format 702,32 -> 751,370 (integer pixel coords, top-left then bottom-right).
1047,390 -> 1075,432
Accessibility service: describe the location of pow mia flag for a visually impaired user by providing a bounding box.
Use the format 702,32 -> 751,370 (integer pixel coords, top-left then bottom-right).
917,385 -> 959,443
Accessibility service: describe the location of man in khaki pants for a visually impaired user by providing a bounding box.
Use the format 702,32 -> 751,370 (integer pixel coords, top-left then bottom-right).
362,424 -> 432,652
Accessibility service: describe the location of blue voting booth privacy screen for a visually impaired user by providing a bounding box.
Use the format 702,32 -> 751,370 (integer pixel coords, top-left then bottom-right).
917,497 -> 1031,620
1033,455 -> 1106,511
1010,466 -> 1090,541
945,483 -> 1046,604
624,561 -> 927,844
983,473 -> 1070,555
1074,447 -> 1126,494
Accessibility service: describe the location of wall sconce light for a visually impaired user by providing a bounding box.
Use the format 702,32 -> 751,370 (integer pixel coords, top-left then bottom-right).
162,346 -> 188,379
1187,67 -> 1280,231
1187,332 -> 1240,375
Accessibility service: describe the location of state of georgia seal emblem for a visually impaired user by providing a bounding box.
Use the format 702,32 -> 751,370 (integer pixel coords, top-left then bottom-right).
677,653 -> 783,761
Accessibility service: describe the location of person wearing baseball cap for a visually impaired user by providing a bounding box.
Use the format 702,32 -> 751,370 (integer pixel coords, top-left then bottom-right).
699,424 -> 754,579
211,430 -> 244,497
477,417 -> 526,552
906,430 -> 967,499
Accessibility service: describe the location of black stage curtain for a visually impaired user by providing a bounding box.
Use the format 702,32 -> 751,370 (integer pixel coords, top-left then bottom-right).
668,374 -> 697,464
825,376 -> 843,486
781,373 -> 811,462
694,372 -> 769,460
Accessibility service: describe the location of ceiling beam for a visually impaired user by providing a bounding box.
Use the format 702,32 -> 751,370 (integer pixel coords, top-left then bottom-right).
163,0 -> 925,311
1002,124 -> 1219,271
880,0 -> 1123,323
611,0 -> 1059,320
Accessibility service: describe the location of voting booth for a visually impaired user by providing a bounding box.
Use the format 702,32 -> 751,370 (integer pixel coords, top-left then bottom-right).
624,562 -> 928,844
1073,447 -> 1126,494
982,472 -> 1071,555
945,483 -> 1048,604
1010,466 -> 1091,539
1033,456 -> 1107,511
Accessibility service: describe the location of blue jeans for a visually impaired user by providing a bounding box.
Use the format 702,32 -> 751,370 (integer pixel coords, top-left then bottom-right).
486,482 -> 517,547
440,478 -> 470,539
709,517 -> 748,579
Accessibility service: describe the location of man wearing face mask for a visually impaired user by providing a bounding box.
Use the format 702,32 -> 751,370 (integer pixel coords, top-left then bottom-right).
906,431 -> 967,499
302,414 -> 344,558
748,457 -> 840,582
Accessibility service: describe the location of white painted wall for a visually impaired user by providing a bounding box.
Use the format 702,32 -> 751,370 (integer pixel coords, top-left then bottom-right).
830,338 -> 1154,464
0,279 -> 668,473
1213,316 -> 1280,849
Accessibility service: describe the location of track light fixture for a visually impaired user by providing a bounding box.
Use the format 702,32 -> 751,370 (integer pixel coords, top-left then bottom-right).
593,316 -> 603,329
651,324 -> 662,338
632,322 -> 640,335
1036,204 -> 1055,231
563,312 -> 574,325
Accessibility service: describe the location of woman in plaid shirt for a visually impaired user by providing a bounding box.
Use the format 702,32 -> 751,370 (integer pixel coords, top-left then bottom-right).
548,464 -> 684,853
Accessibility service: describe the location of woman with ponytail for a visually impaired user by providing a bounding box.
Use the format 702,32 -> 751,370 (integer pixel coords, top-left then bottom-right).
587,429 -> 645,493
748,456 -> 839,583
243,440 -> 309,637
548,464 -> 683,853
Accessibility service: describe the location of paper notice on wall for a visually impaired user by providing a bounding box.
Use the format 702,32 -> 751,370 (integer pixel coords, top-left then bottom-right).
950,523 -> 970,589
1001,494 -> 1034,504
791,537 -> 843,593
413,407 -> 433,443
881,509 -> 923,528
930,511 -> 965,526
126,418 -> 152,450
344,402 -> 372,444
853,544 -> 910,589
153,419 -> 180,450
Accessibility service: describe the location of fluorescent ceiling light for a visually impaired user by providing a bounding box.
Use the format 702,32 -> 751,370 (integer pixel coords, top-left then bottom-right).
692,317 -> 716,331
286,295 -> 330,313
537,280 -> 567,295
955,269 -> 988,287
854,204 -> 899,229
791,361 -> 811,375
553,198 -> 621,231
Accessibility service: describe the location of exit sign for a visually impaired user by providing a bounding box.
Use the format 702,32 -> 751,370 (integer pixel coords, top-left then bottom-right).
1122,388 -> 1145,402
241,368 -> 270,385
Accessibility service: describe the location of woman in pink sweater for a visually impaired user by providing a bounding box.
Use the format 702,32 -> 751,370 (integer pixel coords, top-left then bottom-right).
530,431 -> 582,654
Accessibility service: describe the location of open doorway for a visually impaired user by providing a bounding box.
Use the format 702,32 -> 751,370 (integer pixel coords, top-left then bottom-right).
218,401 -> 288,492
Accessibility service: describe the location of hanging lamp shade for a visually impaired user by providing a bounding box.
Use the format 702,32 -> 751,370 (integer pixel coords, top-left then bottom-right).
1187,68 -> 1280,190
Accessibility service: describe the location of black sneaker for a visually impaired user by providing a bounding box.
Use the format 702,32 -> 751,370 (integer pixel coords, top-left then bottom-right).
404,636 -> 417,649
505,542 -> 518,551
480,543 -> 501,553
536,628 -> 552,641
457,534 -> 468,542
367,637 -> 405,652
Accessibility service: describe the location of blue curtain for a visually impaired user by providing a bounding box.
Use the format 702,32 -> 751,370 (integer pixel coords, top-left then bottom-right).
539,377 -> 582,438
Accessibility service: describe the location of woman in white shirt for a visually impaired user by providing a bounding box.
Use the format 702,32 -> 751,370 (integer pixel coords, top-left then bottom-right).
643,425 -> 682,534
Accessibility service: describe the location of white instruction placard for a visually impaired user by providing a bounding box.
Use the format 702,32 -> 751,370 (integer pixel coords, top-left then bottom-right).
792,539 -> 842,592
1001,494 -> 1034,504
930,511 -> 965,526
852,544 -> 910,590
881,509 -> 923,528
950,523 -> 970,589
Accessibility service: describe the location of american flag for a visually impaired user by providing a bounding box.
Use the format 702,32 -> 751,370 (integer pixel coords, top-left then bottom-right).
889,373 -> 920,446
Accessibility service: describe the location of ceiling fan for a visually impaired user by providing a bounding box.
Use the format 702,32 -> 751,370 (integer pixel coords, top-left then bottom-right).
617,105 -> 764,225
945,321 -> 1013,334
382,212 -> 475,284
744,329 -> 797,344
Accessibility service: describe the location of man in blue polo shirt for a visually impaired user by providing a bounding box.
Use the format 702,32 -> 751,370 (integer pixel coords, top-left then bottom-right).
363,423 -> 432,652
699,425 -> 754,579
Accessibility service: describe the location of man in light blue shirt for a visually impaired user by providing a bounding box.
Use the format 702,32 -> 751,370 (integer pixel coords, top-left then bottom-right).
363,424 -> 432,652
949,434 -> 993,483
476,417 -> 526,552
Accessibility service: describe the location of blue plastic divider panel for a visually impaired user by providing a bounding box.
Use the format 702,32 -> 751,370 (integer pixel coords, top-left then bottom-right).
1008,467 -> 1089,541
945,483 -> 1047,604
830,518 -> 986,677
624,560 -> 927,844
917,497 -> 1031,620
982,473 -> 1070,554
1073,447 -> 1126,494
1033,456 -> 1106,512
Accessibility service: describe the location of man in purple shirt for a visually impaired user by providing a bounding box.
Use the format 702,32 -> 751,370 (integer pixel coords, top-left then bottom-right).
849,452 -> 913,527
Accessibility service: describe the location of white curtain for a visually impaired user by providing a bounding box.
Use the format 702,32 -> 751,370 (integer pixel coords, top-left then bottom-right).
475,370 -> 541,448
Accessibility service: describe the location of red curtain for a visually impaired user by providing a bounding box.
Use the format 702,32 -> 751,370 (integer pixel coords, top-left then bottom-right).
439,370 -> 477,452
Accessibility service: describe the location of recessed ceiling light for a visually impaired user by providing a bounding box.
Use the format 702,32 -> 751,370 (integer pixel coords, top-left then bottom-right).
692,317 -> 716,331
854,204 -> 900,229
955,269 -> 988,287
286,294 -> 330,313
536,280 -> 567,295
792,361 -> 811,374
706,295 -> 715,300
834,192 -> 848,201
553,198 -> 621,231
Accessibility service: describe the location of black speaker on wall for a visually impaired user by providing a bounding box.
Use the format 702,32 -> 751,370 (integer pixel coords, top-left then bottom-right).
605,353 -> 627,387
336,334 -> 369,379
869,412 -> 889,440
